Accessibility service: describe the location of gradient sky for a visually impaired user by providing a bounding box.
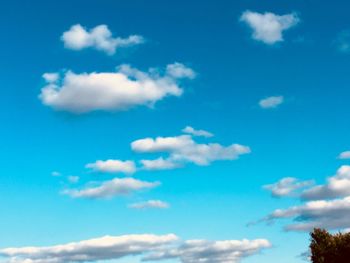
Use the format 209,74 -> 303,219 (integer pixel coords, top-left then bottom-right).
1,0 -> 350,262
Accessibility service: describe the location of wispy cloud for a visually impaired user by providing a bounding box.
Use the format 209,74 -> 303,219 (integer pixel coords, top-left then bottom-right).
182,126 -> 213,138
259,96 -> 284,109
62,177 -> 160,199
128,200 -> 169,210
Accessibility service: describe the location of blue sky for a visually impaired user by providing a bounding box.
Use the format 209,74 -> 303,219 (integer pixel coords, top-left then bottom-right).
1,0 -> 350,262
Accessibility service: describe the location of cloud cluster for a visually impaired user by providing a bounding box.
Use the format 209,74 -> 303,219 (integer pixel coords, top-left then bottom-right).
259,166 -> 350,231
85,159 -> 136,174
301,165 -> 350,200
0,234 -> 177,263
0,234 -> 270,263
62,177 -> 160,199
132,134 -> 250,166
61,24 -> 144,55
259,96 -> 284,109
145,238 -> 271,263
263,177 -> 314,198
128,200 -> 169,210
265,196 -> 350,231
40,63 -> 194,113
240,11 -> 299,44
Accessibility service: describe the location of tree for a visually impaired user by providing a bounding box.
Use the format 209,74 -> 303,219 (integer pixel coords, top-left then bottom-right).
310,228 -> 350,263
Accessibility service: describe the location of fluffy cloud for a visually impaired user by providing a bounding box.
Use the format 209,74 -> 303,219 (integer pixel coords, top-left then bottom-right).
263,177 -> 314,198
145,238 -> 271,263
86,159 -> 136,174
166,63 -> 196,79
182,126 -> 213,138
301,166 -> 350,200
259,96 -> 284,109
264,196 -> 350,231
62,177 -> 160,199
0,234 -> 271,263
61,24 -> 144,55
240,11 -> 299,44
132,135 -> 250,166
338,151 -> 350,159
0,234 -> 178,263
128,200 -> 169,209
140,157 -> 181,170
39,63 -> 194,113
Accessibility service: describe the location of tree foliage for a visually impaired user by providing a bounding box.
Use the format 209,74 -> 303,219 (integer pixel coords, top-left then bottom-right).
310,228 -> 350,263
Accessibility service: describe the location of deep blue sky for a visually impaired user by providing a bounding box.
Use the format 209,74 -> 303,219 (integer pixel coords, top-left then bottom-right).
1,0 -> 350,262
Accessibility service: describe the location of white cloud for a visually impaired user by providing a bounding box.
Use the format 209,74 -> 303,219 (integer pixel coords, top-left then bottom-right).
264,196 -> 350,231
0,234 -> 178,263
61,24 -> 144,55
240,11 -> 299,45
301,166 -> 350,200
259,96 -> 284,109
131,134 -> 250,166
62,177 -> 160,199
166,63 -> 196,79
42,73 -> 59,83
263,177 -> 314,198
39,63 -> 194,113
140,157 -> 181,170
67,176 -> 79,183
0,234 -> 271,263
51,171 -> 61,177
182,126 -> 213,138
338,151 -> 350,159
128,200 -> 169,210
145,238 -> 271,263
86,159 -> 136,174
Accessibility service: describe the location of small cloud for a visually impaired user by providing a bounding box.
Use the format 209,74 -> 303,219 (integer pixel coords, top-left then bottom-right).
43,73 -> 59,83
61,24 -> 144,55
334,30 -> 350,53
240,11 -> 300,45
263,177 -> 314,198
51,171 -> 61,177
128,200 -> 169,210
86,159 -> 136,174
338,151 -> 350,160
67,176 -> 79,184
166,62 -> 196,79
182,126 -> 213,138
259,96 -> 284,109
